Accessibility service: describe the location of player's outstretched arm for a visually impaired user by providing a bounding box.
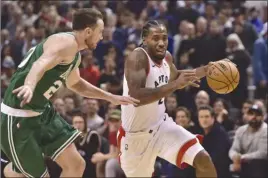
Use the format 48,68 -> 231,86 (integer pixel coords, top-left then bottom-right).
66,66 -> 139,106
125,49 -> 199,106
13,35 -> 78,107
165,51 -> 208,82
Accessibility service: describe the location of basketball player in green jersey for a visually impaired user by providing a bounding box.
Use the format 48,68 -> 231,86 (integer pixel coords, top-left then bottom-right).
0,8 -> 139,177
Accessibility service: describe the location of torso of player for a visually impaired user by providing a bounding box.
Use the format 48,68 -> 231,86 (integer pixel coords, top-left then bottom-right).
122,47 -> 171,132
3,32 -> 80,112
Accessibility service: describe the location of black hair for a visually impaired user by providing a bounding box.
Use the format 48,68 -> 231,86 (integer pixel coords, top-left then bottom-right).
70,109 -> 87,133
141,20 -> 162,39
140,20 -> 164,46
198,105 -> 215,118
214,98 -> 229,111
72,8 -> 103,30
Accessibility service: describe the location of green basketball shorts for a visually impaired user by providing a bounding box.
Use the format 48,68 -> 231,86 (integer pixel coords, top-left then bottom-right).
0,102 -> 81,177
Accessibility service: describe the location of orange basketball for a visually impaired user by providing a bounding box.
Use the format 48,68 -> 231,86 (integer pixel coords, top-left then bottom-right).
206,60 -> 240,94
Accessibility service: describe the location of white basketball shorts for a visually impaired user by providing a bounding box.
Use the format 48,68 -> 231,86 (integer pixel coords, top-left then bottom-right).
117,115 -> 204,177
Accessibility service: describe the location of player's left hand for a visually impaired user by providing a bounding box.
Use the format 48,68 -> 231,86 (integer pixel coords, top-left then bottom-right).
12,85 -> 34,107
91,152 -> 106,163
109,94 -> 140,106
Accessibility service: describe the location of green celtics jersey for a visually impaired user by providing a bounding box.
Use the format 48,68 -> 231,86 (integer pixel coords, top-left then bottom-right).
3,33 -> 80,112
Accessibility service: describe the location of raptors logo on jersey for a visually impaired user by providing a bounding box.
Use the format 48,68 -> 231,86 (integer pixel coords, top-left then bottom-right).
122,47 -> 170,132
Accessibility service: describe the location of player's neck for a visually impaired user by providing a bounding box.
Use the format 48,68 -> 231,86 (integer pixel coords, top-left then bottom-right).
73,31 -> 87,51
143,46 -> 163,65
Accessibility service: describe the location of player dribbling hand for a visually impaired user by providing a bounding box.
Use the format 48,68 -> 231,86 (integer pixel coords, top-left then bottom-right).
176,69 -> 200,89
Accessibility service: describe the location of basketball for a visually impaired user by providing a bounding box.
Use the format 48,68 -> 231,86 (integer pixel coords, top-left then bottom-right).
206,60 -> 240,94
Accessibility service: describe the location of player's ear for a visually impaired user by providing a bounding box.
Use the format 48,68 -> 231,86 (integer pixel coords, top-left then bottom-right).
85,27 -> 93,37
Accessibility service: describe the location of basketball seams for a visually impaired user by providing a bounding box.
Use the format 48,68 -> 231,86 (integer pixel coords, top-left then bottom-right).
206,75 -> 229,86
212,63 -> 234,90
226,61 -> 234,81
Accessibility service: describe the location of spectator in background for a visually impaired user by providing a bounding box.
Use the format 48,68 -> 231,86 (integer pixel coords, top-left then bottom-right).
22,26 -> 36,56
248,7 -> 264,34
21,3 -> 38,27
204,3 -> 216,24
213,98 -> 234,132
253,22 -> 267,100
254,99 -> 268,122
232,8 -> 258,55
218,8 -> 233,37
198,105 -> 231,178
98,57 -> 122,95
9,25 -> 24,67
5,5 -> 23,39
91,109 -> 125,178
80,50 -> 101,86
192,90 -> 210,126
72,111 -> 101,178
238,100 -> 253,126
165,94 -> 178,120
63,95 -> 75,123
207,19 -> 226,62
84,99 -> 104,131
1,55 -> 15,98
173,20 -> 189,63
53,98 -> 72,122
175,107 -> 196,133
226,33 -> 251,109
229,105 -> 267,178
1,29 -> 10,51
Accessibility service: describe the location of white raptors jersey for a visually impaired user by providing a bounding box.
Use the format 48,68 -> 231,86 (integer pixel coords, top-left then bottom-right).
122,47 -> 171,132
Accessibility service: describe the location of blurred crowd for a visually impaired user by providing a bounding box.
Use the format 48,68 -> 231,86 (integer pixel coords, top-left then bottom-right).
1,0 -> 267,178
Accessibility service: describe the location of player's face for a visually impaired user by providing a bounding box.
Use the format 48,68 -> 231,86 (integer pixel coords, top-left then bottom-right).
198,110 -> 214,129
85,19 -> 104,50
145,25 -> 168,60
72,116 -> 85,132
175,111 -> 189,128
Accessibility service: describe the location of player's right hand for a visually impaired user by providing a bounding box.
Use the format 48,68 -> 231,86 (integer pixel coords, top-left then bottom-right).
176,70 -> 200,89
12,85 -> 33,107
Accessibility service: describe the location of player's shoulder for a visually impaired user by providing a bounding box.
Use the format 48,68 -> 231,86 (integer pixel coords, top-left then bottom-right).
127,47 -> 148,64
163,50 -> 173,66
44,32 -> 78,52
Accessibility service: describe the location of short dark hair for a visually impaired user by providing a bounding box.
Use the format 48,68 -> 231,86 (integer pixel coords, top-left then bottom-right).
198,105 -> 215,118
72,8 -> 103,30
176,107 -> 191,119
70,109 -> 87,133
141,20 -> 164,39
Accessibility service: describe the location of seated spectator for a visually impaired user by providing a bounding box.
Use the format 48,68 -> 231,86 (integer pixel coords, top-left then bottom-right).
63,95 -> 75,123
213,98 -> 234,132
79,50 -> 101,86
254,99 -> 268,122
198,105 -> 231,178
91,109 -> 125,178
229,105 -> 268,178
175,107 -> 196,133
72,111 -> 101,178
238,100 -> 253,126
84,99 -> 104,131
53,98 -> 71,122
98,57 -> 122,95
165,94 -> 178,120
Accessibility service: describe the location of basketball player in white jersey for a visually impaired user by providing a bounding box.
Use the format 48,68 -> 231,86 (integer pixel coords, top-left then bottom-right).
119,20 -> 218,177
